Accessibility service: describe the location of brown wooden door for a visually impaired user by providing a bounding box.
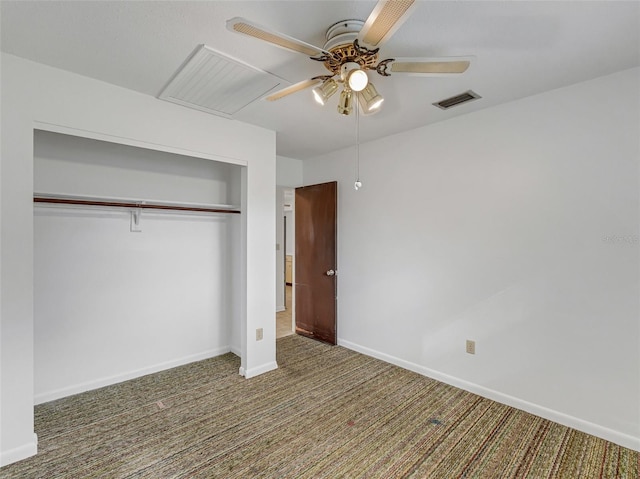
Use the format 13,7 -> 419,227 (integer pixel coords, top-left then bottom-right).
295,181 -> 337,345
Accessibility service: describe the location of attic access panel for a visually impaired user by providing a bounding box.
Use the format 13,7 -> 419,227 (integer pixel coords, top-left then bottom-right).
159,44 -> 286,118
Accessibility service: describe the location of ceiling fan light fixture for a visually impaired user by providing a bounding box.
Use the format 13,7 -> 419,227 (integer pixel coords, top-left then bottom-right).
312,78 -> 339,105
226,4 -> 473,116
359,82 -> 384,112
340,62 -> 369,92
337,87 -> 353,115
347,69 -> 369,92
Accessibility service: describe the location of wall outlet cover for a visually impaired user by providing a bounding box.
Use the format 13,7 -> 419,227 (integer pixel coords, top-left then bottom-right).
466,340 -> 476,354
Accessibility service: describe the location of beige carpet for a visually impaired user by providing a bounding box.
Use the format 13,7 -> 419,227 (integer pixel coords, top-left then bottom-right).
1,335 -> 637,478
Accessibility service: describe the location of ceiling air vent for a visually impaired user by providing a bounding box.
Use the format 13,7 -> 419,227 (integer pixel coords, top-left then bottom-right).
433,90 -> 481,110
159,45 -> 285,118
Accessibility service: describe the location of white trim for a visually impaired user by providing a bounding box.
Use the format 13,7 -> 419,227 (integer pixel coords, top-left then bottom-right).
338,339 -> 640,452
244,361 -> 278,379
276,305 -> 285,313
0,434 -> 38,467
230,345 -> 242,357
34,347 -> 233,404
32,121 -> 248,167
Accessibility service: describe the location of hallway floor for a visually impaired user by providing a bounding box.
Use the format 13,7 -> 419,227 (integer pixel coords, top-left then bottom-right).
276,285 -> 293,339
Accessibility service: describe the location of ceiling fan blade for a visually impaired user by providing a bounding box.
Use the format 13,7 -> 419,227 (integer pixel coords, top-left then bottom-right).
266,78 -> 323,102
389,58 -> 472,75
358,0 -> 417,47
227,17 -> 330,58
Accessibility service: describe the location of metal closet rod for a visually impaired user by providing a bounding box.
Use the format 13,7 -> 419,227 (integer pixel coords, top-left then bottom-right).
33,196 -> 241,215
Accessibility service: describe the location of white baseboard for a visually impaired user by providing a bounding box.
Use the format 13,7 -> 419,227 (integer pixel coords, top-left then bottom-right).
244,361 -> 278,379
0,433 -> 38,467
34,346 -> 233,405
338,339 -> 640,452
276,305 -> 285,313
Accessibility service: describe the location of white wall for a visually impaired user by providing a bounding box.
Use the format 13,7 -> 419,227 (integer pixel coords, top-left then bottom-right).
276,156 -> 304,187
33,131 -> 241,403
34,130 -> 242,205
303,68 -> 640,450
34,209 -> 238,401
1,53 -> 276,466
285,210 -> 294,256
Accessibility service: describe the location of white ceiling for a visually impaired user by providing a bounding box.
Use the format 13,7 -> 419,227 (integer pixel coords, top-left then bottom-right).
1,1 -> 638,159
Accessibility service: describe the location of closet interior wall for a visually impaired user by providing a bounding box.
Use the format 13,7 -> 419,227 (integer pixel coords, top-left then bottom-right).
33,130 -> 242,403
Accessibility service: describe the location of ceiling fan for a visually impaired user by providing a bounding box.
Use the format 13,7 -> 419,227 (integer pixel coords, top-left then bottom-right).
226,0 -> 471,116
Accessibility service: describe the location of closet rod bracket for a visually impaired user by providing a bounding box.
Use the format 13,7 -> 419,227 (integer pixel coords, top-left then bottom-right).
130,206 -> 143,233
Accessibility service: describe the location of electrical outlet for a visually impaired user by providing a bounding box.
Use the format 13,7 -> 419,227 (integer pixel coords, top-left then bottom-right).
466,340 -> 475,355
256,328 -> 263,341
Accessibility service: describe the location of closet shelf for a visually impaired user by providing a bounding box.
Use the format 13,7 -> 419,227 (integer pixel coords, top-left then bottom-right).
33,193 -> 241,214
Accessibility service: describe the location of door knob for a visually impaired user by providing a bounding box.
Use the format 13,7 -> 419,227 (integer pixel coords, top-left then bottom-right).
326,269 -> 335,276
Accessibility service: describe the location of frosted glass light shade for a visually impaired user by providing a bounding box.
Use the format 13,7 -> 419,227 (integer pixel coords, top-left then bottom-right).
347,69 -> 369,92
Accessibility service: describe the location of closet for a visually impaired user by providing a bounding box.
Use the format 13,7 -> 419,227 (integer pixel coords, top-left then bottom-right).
33,130 -> 242,404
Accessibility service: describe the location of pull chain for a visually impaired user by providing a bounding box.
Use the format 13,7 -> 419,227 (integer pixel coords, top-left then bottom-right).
354,95 -> 362,191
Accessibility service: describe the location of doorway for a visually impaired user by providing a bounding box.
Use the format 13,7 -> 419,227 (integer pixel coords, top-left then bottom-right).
275,182 -> 338,344
276,187 -> 295,338
294,181 -> 337,345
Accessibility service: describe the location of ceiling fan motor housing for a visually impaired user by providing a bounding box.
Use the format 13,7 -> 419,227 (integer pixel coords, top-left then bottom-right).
321,19 -> 379,76
323,20 -> 363,50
